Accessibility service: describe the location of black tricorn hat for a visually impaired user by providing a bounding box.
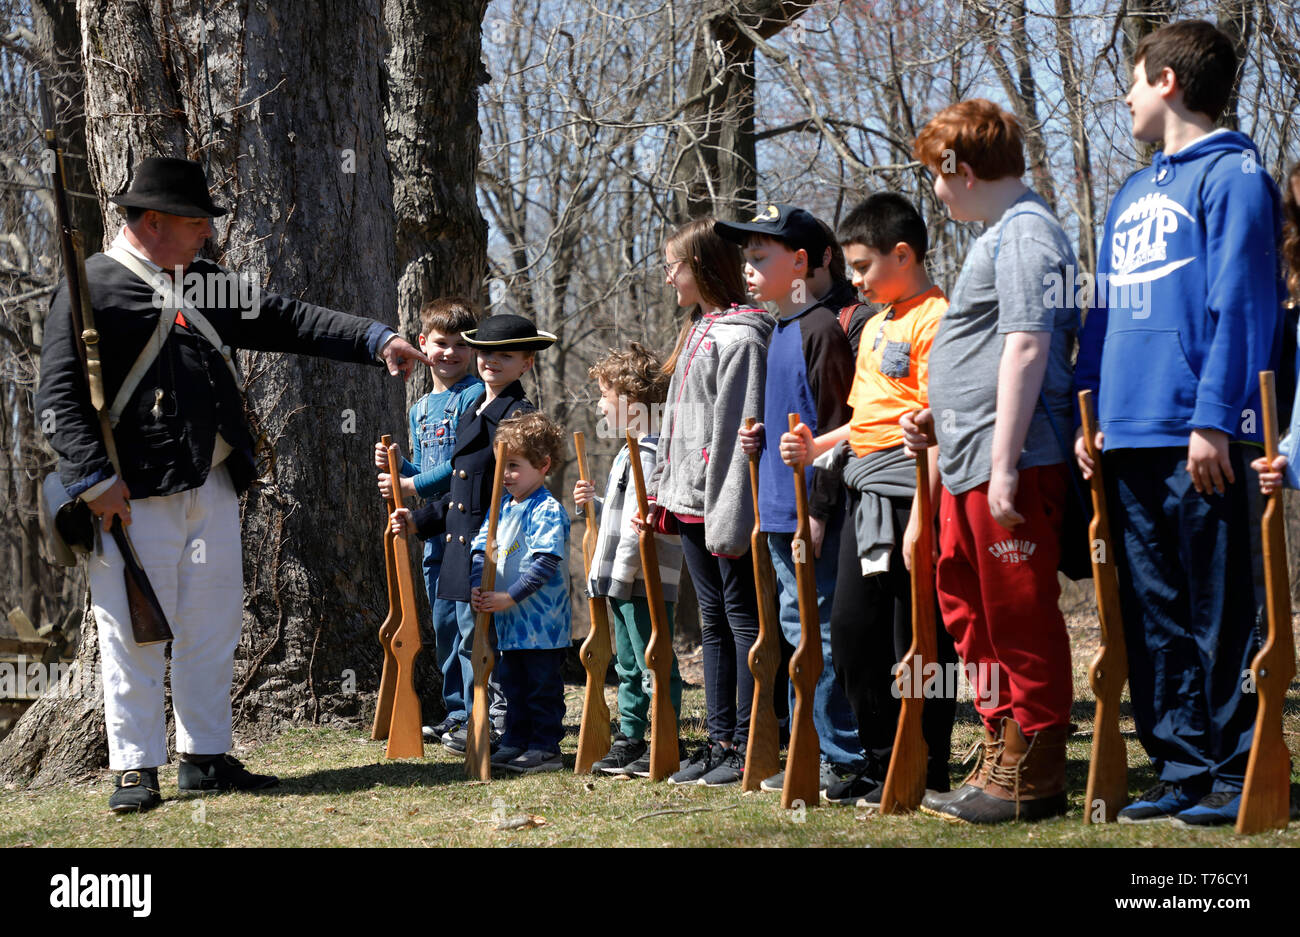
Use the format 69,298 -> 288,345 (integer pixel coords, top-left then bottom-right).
462,314 -> 557,351
110,157 -> 228,217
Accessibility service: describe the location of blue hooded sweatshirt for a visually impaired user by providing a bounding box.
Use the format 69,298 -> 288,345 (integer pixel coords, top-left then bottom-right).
1075,129 -> 1286,448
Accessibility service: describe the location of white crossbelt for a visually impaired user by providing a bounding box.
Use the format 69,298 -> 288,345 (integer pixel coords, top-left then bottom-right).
104,247 -> 245,428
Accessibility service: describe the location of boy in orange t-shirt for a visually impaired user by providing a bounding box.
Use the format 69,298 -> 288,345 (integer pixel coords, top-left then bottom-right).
780,193 -> 956,806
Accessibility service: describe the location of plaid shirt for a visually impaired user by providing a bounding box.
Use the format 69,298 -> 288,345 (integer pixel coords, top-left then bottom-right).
587,436 -> 682,603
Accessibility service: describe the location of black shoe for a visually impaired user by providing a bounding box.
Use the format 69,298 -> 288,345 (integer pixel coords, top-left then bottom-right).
177,755 -> 279,793
823,770 -> 884,806
669,741 -> 723,785
594,735 -> 648,775
699,744 -> 746,787
424,715 -> 463,742
443,726 -> 500,755
109,769 -> 161,813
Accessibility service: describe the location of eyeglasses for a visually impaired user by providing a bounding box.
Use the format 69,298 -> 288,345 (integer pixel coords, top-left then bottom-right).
663,259 -> 685,276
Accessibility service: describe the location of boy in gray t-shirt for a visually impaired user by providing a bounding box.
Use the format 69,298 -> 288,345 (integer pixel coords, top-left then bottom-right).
902,98 -> 1077,825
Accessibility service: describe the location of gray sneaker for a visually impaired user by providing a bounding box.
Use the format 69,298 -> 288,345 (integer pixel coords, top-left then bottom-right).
490,745 -> 526,766
760,770 -> 784,792
699,744 -> 746,787
669,741 -> 724,785
504,749 -> 564,774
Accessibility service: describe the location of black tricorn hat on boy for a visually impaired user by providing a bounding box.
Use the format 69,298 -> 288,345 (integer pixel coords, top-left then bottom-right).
462,314 -> 557,352
110,157 -> 228,218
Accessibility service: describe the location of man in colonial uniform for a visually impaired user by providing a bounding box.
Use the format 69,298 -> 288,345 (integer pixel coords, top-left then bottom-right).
36,157 -> 429,812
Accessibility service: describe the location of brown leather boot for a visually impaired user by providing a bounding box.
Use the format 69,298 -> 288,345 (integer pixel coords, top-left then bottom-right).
919,723 -> 1002,818
940,718 -> 1068,824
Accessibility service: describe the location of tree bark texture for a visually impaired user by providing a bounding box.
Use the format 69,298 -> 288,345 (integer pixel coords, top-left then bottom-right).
383,0 -> 490,408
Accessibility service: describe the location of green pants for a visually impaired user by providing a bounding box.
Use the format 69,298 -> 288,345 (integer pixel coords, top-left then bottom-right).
609,595 -> 683,740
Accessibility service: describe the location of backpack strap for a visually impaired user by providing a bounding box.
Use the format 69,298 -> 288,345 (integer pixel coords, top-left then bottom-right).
105,247 -> 244,427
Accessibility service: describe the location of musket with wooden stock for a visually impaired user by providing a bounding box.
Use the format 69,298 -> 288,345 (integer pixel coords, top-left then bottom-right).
466,441 -> 509,780
878,446 -> 936,814
1078,389 -> 1128,824
625,431 -> 679,780
371,434 -> 401,741
384,442 -> 423,759
573,431 -> 613,774
39,78 -> 172,647
743,417 -> 781,792
1237,371 -> 1296,834
782,412 -> 822,809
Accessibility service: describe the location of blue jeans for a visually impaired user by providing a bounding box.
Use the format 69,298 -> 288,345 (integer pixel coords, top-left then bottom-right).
768,519 -> 866,772
455,599 -> 507,733
1108,446 -> 1261,790
423,542 -> 469,723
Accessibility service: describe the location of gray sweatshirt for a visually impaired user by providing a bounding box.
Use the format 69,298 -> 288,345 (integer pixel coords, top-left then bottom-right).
649,305 -> 774,557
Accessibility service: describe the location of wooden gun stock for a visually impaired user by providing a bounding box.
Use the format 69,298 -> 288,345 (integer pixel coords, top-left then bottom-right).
782,413 -> 822,809
879,447 -> 936,813
573,431 -> 613,774
371,434 -> 401,740
743,417 -> 781,791
626,431 -> 679,780
466,441 -> 508,780
384,443 -> 423,759
1237,371 -> 1296,833
108,518 -> 172,647
1078,390 -> 1129,823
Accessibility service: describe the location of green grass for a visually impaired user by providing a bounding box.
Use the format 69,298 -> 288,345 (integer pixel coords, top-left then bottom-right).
3,664 -> 1299,847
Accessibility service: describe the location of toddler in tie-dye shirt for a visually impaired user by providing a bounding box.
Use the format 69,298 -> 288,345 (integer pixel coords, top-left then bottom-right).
469,411 -> 571,774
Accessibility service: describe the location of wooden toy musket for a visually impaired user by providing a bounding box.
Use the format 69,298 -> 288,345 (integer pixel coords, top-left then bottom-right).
384,443 -> 423,758
879,446 -> 936,813
1079,389 -> 1129,822
465,441 -> 508,780
371,434 -> 401,740
743,417 -> 781,792
625,431 -> 680,780
781,413 -> 822,809
1237,371 -> 1296,834
573,431 -> 613,773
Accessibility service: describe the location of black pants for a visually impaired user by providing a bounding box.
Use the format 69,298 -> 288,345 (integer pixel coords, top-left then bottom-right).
497,647 -> 567,753
679,522 -> 759,745
830,490 -> 956,786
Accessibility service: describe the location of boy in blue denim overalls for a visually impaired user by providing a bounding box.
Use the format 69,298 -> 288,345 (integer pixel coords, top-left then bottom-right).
375,299 -> 483,742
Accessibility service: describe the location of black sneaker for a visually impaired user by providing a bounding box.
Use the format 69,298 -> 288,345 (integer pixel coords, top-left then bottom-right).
823,770 -> 884,806
424,715 -> 463,742
109,769 -> 161,813
669,741 -> 723,785
594,735 -> 648,775
699,744 -> 746,787
177,755 -> 278,793
444,726 -> 500,755
625,750 -> 652,778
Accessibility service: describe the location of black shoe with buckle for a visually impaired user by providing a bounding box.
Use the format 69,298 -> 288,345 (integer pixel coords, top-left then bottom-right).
177,754 -> 279,793
109,768 -> 161,813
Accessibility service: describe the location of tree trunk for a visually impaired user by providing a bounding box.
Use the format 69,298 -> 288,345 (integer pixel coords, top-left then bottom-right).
670,1 -> 811,221
2,0 -> 492,783
383,0 -> 490,392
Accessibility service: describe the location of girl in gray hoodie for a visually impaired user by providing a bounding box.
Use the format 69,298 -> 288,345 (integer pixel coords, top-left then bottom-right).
644,218 -> 775,786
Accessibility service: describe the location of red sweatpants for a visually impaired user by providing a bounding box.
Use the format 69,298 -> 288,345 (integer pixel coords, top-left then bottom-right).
935,464 -> 1073,736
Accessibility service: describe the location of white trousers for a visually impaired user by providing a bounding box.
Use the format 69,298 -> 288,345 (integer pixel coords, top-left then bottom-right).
89,467 -> 243,770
